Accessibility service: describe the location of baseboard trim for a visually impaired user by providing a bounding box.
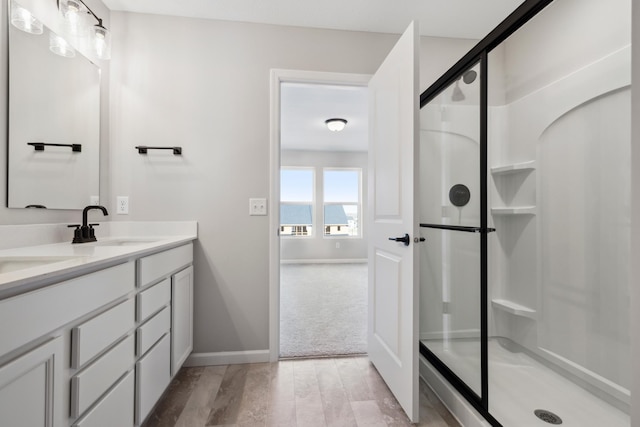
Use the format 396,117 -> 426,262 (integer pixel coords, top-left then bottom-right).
280,258 -> 367,264
185,350 -> 270,366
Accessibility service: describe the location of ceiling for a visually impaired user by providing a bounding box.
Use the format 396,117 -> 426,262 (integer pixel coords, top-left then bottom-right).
101,0 -> 525,40
101,0 -> 525,152
281,83 -> 369,152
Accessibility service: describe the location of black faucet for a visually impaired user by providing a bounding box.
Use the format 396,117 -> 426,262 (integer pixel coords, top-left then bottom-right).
68,205 -> 109,243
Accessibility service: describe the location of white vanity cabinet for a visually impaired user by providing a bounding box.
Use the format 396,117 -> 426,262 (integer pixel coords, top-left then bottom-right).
0,262 -> 135,427
0,240 -> 195,427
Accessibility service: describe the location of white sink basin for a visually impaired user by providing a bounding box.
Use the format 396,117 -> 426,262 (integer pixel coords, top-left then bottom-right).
0,256 -> 80,274
93,239 -> 159,247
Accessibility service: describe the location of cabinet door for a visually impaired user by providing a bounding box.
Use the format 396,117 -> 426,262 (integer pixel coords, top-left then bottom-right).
0,337 -> 64,427
171,266 -> 193,376
135,334 -> 170,425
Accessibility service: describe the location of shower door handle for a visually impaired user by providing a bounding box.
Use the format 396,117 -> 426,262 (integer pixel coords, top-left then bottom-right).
389,234 -> 411,246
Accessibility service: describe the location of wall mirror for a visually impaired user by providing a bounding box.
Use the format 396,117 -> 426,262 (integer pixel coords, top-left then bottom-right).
7,0 -> 100,210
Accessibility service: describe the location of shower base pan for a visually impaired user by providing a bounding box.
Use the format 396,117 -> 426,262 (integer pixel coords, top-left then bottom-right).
421,338 -> 629,427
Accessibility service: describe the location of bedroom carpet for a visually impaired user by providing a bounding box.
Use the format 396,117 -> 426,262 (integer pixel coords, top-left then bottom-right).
279,263 -> 367,358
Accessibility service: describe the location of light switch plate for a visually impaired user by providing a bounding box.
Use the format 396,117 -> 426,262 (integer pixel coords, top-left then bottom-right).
249,198 -> 267,216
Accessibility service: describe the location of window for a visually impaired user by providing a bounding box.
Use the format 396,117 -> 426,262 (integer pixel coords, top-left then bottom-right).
323,169 -> 361,237
280,168 -> 314,237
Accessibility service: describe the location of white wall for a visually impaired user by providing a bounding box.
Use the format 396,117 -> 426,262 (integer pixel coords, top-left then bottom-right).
501,0 -> 631,104
108,11 -> 476,355
280,149 -> 368,261
0,0 -> 111,225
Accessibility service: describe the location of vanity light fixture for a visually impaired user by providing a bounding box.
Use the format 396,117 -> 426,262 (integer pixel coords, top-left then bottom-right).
10,1 -> 43,35
57,0 -> 111,60
49,31 -> 76,57
325,118 -> 348,132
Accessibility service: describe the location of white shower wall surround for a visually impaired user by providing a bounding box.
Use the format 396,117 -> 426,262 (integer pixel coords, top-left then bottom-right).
488,45 -> 631,407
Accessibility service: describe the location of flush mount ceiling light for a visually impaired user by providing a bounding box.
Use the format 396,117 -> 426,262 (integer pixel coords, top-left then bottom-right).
325,118 -> 348,132
57,0 -> 111,60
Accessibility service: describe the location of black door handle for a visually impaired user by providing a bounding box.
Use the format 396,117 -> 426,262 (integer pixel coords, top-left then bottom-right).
389,233 -> 410,246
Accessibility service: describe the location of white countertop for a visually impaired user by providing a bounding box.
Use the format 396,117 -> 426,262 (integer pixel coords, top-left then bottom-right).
0,222 -> 197,298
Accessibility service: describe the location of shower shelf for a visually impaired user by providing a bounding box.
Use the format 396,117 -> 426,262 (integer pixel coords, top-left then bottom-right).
491,299 -> 537,319
491,206 -> 536,215
490,160 -> 536,175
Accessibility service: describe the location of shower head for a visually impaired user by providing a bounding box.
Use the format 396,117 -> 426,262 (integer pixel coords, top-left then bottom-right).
463,70 -> 477,84
451,69 -> 477,102
451,80 -> 465,102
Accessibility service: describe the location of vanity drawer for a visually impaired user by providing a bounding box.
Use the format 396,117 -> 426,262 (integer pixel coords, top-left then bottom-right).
138,243 -> 192,288
73,369 -> 134,427
137,278 -> 170,322
136,333 -> 171,425
136,305 -> 170,357
72,299 -> 135,369
0,262 -> 134,357
71,334 -> 135,418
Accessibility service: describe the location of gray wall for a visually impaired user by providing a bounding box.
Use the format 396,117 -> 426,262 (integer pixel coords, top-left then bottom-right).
280,149 -> 368,261
108,11 -> 476,354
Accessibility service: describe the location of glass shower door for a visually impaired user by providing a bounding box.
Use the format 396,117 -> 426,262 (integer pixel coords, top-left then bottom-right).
419,62 -> 484,399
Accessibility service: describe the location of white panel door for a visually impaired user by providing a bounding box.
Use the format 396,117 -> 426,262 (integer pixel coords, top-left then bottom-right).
367,21 -> 419,422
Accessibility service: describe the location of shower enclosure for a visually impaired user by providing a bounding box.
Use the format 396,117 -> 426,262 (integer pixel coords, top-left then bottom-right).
418,0 -> 631,425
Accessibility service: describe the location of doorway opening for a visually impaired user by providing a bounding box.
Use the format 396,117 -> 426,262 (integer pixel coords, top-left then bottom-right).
269,71 -> 371,360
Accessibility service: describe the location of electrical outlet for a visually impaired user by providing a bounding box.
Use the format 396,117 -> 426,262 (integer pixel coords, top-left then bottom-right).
90,195 -> 99,205
117,196 -> 129,214
249,198 -> 267,216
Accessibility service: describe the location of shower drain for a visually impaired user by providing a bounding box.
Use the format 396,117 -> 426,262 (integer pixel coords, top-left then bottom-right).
534,409 -> 563,424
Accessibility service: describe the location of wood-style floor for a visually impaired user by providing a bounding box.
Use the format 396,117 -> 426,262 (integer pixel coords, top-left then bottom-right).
143,356 -> 460,427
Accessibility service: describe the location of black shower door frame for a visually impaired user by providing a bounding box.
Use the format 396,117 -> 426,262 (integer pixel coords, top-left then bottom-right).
418,1 -> 555,425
